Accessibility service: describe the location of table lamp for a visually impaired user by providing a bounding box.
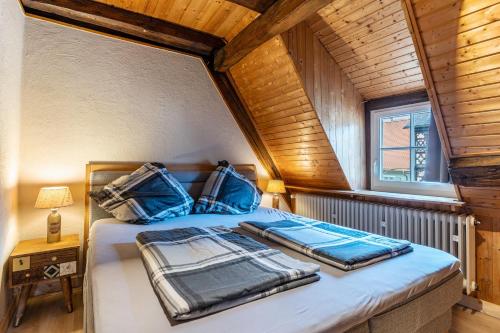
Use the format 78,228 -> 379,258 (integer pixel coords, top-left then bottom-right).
266,180 -> 286,209
35,186 -> 74,243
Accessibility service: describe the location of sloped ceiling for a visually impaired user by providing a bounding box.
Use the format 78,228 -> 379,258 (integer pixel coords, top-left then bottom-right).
308,0 -> 425,100
87,0 -> 428,102
93,0 -> 259,41
405,0 -> 500,303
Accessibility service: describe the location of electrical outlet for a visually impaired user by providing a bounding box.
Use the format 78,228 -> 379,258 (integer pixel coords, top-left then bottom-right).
12,256 -> 30,272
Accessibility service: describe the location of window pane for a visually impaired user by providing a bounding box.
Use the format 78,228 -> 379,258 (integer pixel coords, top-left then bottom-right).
381,149 -> 410,182
412,111 -> 431,182
414,148 -> 427,182
381,114 -> 410,148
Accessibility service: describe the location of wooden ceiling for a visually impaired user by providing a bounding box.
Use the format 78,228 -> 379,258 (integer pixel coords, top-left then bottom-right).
26,0 -> 430,102
93,0 -> 260,41
308,0 -> 425,100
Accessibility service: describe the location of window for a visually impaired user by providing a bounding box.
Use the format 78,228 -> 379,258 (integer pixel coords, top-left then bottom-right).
371,102 -> 456,198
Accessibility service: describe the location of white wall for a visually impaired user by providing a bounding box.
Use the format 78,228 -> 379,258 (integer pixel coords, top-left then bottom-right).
17,17 -> 272,244
0,0 -> 24,320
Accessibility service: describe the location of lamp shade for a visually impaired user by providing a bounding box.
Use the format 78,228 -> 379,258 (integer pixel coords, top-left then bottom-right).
266,180 -> 286,194
35,186 -> 74,209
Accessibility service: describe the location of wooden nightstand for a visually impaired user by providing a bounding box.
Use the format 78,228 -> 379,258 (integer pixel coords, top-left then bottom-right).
9,234 -> 80,327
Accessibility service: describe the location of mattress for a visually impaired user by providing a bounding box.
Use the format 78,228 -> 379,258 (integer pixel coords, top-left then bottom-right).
85,208 -> 461,333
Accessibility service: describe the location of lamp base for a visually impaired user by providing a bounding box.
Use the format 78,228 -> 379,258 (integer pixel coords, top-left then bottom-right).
47,209 -> 61,243
272,194 -> 280,209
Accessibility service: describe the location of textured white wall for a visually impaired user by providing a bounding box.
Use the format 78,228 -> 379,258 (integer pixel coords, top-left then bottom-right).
0,0 -> 24,319
18,17 -> 272,243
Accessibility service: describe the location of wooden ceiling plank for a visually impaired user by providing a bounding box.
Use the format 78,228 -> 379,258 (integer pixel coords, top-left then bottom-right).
347,53 -> 418,78
355,66 -> 422,88
420,4 -> 500,46
327,22 -> 409,57
339,36 -> 415,68
448,123 -> 500,138
433,53 -> 500,83
436,68 -> 500,95
441,96 -> 500,115
439,82 -> 500,106
361,73 -> 424,92
362,81 -> 425,100
349,59 -> 421,84
313,1 -> 403,46
428,37 -> 500,71
21,0 -> 225,57
213,0 -> 331,71
424,20 -> 500,58
415,0 -> 499,29
333,29 -> 411,63
313,0 -> 391,36
444,110 -> 500,127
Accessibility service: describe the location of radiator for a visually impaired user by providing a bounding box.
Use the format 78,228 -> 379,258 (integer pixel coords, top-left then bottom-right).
294,193 -> 477,294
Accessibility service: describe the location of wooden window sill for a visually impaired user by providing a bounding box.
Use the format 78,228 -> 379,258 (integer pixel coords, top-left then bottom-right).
287,186 -> 465,209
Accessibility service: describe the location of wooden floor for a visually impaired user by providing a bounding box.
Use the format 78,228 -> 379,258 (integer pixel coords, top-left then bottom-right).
6,292 -> 500,333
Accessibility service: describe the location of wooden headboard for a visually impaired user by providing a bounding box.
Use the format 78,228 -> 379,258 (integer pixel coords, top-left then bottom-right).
83,162 -> 258,270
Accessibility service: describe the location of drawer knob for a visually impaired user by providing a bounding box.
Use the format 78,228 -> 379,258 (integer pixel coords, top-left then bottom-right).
25,273 -> 30,278
51,256 -> 57,262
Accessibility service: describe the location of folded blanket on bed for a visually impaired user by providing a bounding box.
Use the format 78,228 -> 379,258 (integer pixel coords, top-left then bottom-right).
239,218 -> 413,270
136,227 -> 320,320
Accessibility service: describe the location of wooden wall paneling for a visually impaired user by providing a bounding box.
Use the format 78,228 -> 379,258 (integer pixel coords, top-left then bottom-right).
411,0 -> 500,158
230,36 -> 352,190
407,0 -> 500,305
307,0 -> 425,99
282,21 -> 367,189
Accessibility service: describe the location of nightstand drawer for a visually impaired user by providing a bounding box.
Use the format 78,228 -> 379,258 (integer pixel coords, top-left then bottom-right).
31,248 -> 77,268
12,268 -> 43,285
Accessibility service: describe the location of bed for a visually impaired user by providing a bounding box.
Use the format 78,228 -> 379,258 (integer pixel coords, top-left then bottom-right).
83,162 -> 463,333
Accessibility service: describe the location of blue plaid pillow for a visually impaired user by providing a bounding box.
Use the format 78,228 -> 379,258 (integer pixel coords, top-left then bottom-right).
90,163 -> 194,224
193,161 -> 262,214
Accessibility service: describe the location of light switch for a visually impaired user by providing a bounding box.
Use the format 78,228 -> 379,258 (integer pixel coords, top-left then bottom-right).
13,256 -> 30,272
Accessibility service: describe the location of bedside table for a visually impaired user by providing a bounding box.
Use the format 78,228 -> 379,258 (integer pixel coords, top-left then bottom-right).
9,234 -> 80,327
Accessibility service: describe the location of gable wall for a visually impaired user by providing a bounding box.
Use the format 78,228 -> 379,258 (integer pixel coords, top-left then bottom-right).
230,36 -> 352,189
282,21 -> 366,190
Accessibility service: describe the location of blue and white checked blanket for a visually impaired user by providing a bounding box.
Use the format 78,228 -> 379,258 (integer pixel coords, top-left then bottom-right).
240,218 -> 413,270
136,226 -> 320,320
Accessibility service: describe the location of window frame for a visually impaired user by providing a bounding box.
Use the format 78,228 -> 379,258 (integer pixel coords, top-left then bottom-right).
370,102 -> 456,198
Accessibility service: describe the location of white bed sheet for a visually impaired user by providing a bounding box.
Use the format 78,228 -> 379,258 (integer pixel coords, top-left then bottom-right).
86,208 -> 461,333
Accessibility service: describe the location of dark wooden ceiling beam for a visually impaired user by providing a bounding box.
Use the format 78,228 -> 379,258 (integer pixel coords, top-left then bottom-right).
226,0 -> 277,13
21,0 -> 225,57
449,155 -> 500,187
213,0 -> 331,72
